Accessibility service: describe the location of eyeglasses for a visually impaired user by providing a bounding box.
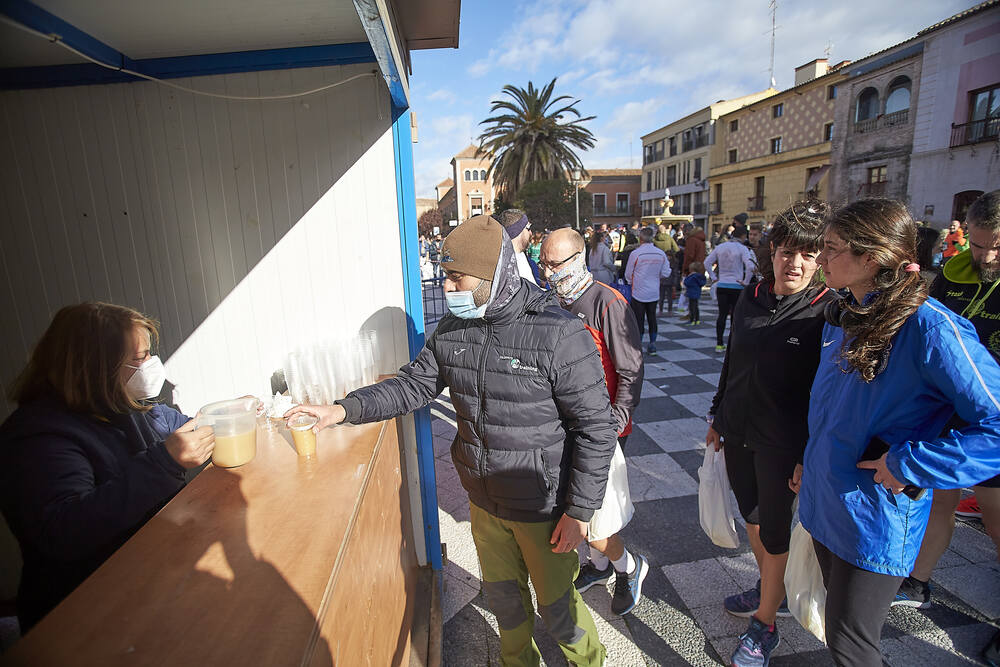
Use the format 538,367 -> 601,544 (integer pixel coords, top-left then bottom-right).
539,251 -> 581,272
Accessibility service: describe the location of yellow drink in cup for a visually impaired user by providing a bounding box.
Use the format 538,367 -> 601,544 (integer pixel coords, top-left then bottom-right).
288,414 -> 319,457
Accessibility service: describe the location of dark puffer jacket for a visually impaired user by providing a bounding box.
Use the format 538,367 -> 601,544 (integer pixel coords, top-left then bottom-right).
340,239 -> 618,523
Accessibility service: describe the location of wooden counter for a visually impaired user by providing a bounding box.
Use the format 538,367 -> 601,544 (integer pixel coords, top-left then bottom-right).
3,418 -> 419,666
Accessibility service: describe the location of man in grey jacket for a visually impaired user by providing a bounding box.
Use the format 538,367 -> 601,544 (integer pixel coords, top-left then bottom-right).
288,214 -> 616,666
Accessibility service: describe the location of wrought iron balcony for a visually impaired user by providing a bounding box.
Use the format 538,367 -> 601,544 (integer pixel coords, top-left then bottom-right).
857,181 -> 887,196
747,196 -> 765,211
950,117 -> 1000,148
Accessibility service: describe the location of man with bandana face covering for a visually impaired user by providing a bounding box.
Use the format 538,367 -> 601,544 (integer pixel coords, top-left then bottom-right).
540,228 -> 649,615
288,214 -> 617,666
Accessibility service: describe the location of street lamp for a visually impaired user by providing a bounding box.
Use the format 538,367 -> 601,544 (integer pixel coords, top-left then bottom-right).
572,168 -> 581,230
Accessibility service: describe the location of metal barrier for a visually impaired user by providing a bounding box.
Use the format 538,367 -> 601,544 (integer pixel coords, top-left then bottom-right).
422,271 -> 447,326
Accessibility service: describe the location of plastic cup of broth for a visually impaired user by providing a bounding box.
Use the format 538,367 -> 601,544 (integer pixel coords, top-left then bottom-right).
288,414 -> 319,457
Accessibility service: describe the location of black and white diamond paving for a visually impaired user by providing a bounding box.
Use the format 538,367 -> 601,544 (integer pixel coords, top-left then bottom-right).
430,297 -> 1000,666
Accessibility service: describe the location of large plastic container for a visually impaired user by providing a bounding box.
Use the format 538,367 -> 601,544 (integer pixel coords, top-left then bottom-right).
198,397 -> 259,468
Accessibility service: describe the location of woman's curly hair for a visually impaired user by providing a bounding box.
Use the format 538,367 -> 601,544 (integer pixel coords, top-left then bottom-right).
826,198 -> 928,383
755,200 -> 829,285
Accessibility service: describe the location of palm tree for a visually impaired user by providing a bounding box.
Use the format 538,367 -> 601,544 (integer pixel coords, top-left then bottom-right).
477,78 -> 595,199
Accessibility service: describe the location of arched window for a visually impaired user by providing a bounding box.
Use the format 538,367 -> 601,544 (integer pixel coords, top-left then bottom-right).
464,169 -> 471,181
885,76 -> 911,114
856,87 -> 879,122
480,169 -> 487,181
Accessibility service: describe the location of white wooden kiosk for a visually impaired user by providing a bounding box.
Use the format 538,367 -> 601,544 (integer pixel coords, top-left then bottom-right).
0,1 -> 458,662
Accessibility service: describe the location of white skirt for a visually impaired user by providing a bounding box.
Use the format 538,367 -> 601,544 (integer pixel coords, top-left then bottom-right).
588,442 -> 635,541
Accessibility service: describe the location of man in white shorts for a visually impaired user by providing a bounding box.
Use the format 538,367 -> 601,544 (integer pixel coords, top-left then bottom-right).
540,228 -> 649,615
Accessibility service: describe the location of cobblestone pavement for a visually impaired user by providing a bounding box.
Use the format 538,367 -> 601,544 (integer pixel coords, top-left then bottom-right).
430,296 -> 1000,666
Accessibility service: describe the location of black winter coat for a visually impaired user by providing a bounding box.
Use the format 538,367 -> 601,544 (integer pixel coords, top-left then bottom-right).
0,398 -> 188,630
341,281 -> 618,523
710,281 -> 836,458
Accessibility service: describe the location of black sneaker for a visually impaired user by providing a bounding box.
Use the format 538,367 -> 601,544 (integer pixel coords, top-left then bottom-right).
611,553 -> 648,615
574,562 -> 613,593
890,576 -> 931,609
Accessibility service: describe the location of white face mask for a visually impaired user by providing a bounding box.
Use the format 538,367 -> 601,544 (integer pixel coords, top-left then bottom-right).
125,355 -> 166,400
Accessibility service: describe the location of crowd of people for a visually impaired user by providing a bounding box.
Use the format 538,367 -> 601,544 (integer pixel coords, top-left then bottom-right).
1,193 -> 998,667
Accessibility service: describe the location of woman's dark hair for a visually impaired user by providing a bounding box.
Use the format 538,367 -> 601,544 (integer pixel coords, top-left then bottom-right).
11,302 -> 160,414
589,230 -> 607,255
915,225 -> 940,272
826,198 -> 928,383
755,201 -> 829,285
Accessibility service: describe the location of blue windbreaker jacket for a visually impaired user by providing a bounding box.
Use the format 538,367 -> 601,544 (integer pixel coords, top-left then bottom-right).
800,296 -> 1000,576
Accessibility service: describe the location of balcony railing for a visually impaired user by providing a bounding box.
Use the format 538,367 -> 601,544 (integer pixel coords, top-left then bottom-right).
853,117 -> 878,134
693,202 -> 707,215
853,109 -> 911,135
857,181 -> 887,196
681,135 -> 709,152
951,117 -> 1000,148
883,109 -> 908,127
709,206 -> 723,216
747,195 -> 765,211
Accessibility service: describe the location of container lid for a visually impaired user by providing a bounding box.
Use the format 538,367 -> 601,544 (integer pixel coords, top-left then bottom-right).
198,397 -> 259,418
288,414 -> 319,431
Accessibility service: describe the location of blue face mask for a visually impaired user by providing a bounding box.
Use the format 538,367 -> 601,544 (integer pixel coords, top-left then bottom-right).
446,289 -> 488,319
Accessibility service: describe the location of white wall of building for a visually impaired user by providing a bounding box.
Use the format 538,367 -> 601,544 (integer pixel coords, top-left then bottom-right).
0,63 -> 410,417
908,8 -> 1000,225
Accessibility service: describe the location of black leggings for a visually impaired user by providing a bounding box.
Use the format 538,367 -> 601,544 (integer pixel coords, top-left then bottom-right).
715,287 -> 742,346
812,539 -> 903,667
723,442 -> 798,554
631,298 -> 658,342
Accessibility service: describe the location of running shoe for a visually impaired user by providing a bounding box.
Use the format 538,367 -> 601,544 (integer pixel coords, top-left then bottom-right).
574,562 -> 613,593
611,552 -> 648,615
647,343 -> 657,354
955,495 -> 982,518
890,576 -> 931,609
715,344 -> 727,353
730,617 -> 780,667
724,580 -> 792,618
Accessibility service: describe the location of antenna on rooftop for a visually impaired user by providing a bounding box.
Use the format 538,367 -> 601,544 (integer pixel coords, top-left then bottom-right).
824,40 -> 834,60
768,0 -> 778,88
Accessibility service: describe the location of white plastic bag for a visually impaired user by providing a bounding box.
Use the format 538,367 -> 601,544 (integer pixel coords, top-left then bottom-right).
697,447 -> 739,548
588,443 -> 634,541
784,522 -> 827,644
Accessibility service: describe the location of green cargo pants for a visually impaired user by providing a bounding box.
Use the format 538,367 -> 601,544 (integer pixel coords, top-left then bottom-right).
470,503 -> 606,667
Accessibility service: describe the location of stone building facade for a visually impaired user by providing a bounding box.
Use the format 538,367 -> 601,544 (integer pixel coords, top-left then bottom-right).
640,91 -> 776,231
708,60 -> 849,236
829,47 -> 922,205
449,144 -> 495,223
583,169 -> 642,227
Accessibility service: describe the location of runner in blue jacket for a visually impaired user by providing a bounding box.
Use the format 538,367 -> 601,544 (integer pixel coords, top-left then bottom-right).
796,199 -> 1000,667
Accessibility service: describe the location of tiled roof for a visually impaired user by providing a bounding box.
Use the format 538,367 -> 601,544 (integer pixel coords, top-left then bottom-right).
918,0 -> 998,35
453,144 -> 482,159
848,0 -> 998,69
437,178 -> 453,187
586,169 -> 642,177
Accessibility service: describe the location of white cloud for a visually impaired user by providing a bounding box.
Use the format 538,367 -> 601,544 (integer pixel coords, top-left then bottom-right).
410,0 -> 971,197
427,88 -> 457,103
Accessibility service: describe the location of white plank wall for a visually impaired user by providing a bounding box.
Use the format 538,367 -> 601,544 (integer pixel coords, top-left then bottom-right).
0,63 -> 411,418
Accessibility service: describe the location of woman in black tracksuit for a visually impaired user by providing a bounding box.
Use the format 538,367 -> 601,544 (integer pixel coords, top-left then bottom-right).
704,202 -> 837,666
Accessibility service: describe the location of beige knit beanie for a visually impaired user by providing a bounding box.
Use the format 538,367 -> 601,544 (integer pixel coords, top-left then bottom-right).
440,214 -> 504,280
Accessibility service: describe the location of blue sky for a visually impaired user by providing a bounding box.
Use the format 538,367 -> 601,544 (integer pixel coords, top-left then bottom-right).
407,0 -> 973,198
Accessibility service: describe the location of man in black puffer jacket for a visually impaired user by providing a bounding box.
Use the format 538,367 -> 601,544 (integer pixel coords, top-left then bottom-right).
287,214 -> 616,666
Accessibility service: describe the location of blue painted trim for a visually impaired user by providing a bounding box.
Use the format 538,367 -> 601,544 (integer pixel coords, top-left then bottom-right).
0,40 -> 376,89
1,0 -> 131,68
392,110 -> 442,571
353,0 -> 408,111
